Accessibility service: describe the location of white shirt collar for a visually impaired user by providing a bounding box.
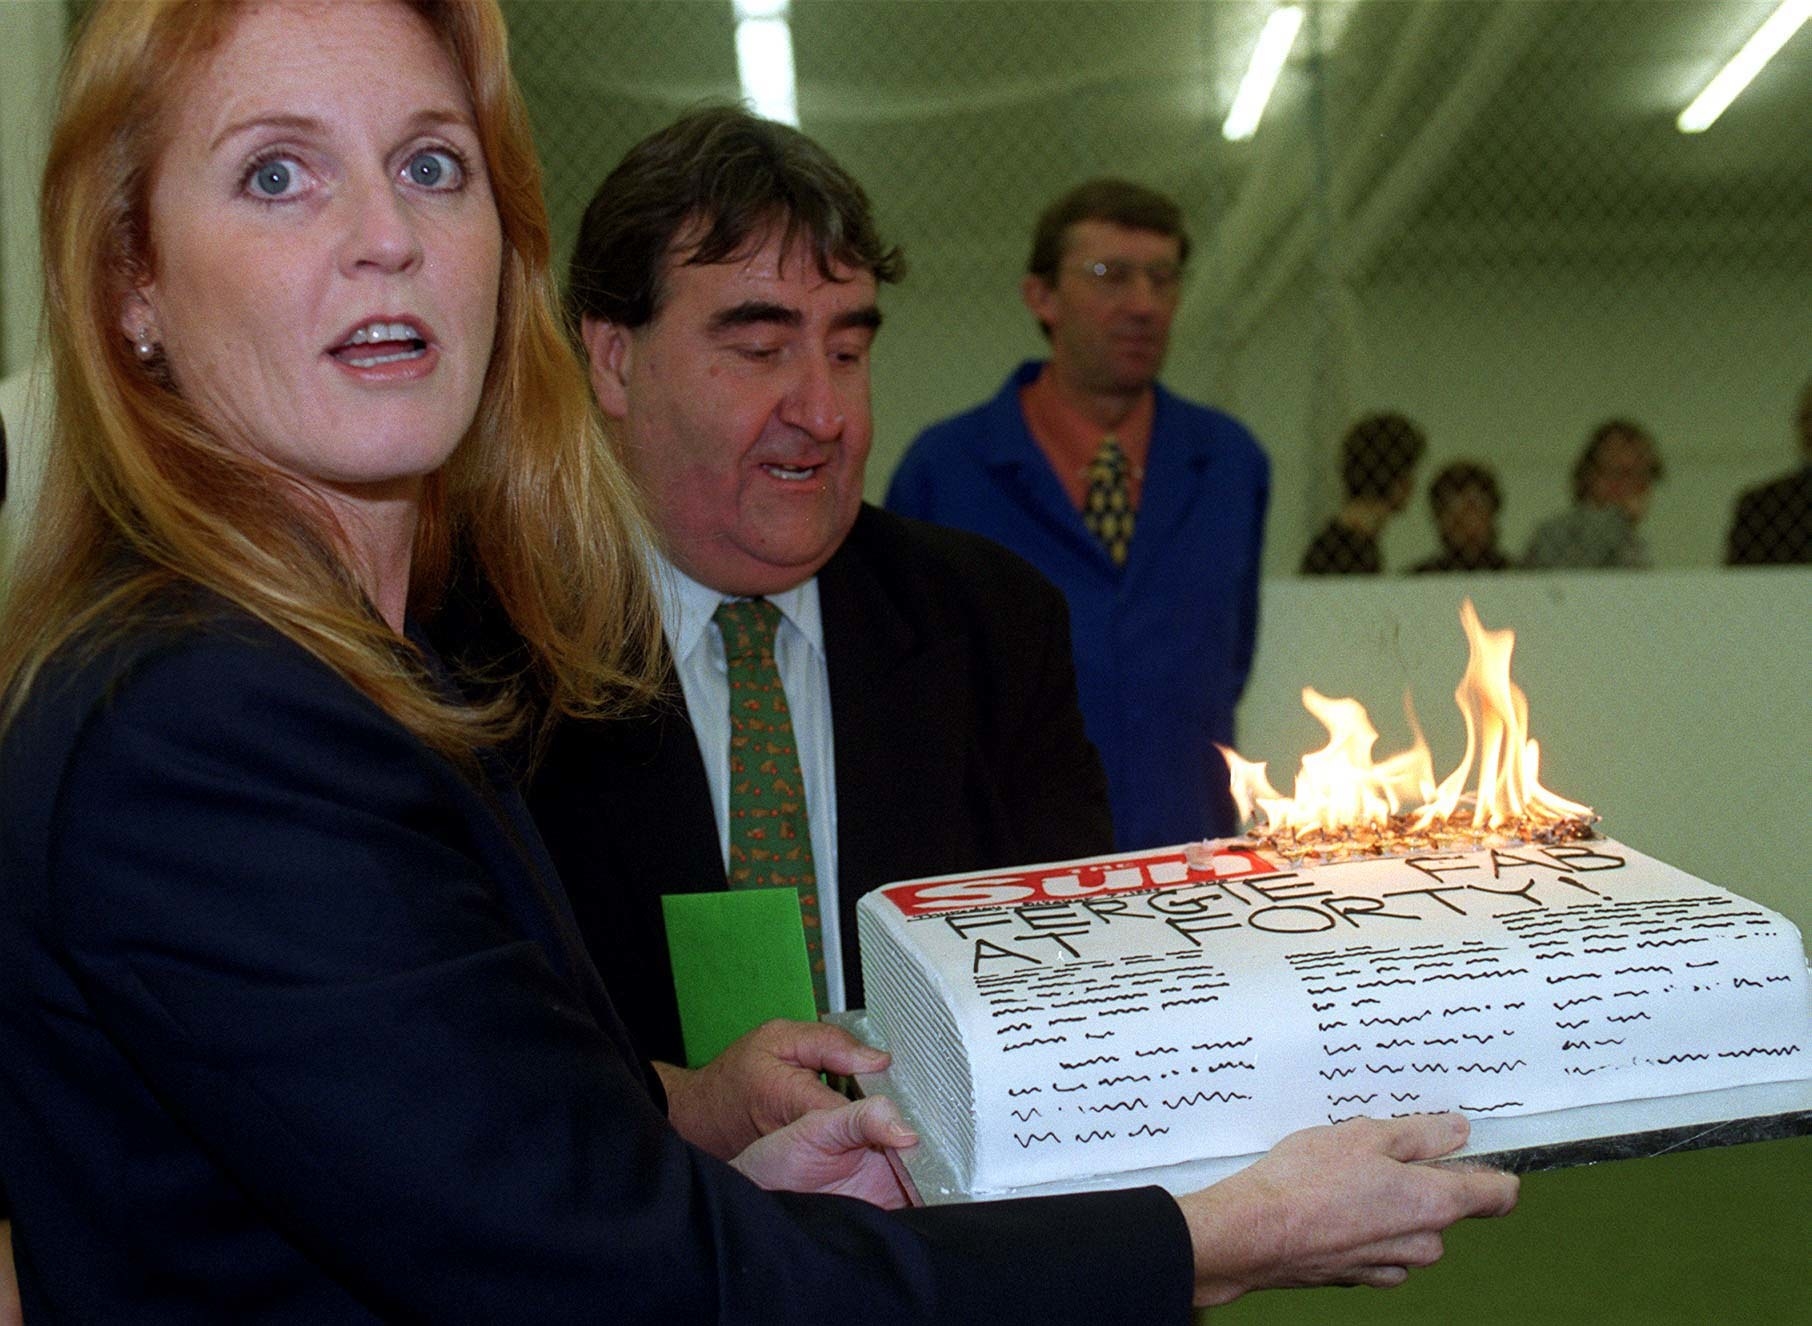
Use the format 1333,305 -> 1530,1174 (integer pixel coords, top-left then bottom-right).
651,549 -> 825,664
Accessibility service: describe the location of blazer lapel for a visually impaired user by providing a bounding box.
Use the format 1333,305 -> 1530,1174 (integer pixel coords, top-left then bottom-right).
578,675 -> 725,899
817,516 -> 974,992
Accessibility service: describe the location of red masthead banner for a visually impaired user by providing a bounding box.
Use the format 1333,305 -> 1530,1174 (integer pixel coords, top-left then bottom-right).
878,845 -> 1283,918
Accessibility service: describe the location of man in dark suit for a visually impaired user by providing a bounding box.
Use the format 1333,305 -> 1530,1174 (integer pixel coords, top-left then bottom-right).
535,107 -> 1113,1088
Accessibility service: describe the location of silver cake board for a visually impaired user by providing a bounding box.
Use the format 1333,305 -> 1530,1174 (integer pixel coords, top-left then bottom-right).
828,1011 -> 1812,1207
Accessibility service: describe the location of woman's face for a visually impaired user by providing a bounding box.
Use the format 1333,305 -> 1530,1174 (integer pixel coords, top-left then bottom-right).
124,0 -> 502,519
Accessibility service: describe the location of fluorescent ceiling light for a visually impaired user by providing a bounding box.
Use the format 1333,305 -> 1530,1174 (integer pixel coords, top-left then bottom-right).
1677,0 -> 1811,134
1222,5 -> 1304,142
735,1 -> 798,126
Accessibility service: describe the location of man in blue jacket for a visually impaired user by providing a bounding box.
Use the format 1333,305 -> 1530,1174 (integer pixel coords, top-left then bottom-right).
889,180 -> 1270,850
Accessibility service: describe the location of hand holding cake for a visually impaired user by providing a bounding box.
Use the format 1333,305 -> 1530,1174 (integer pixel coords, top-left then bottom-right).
1177,1112 -> 1519,1306
731,1095 -> 920,1211
658,1018 -> 893,1159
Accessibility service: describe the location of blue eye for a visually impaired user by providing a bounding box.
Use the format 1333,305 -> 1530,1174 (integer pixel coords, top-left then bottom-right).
404,148 -> 463,189
248,157 -> 299,199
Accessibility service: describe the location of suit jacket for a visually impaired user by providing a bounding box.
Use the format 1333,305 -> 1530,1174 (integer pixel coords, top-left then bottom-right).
0,588 -> 1187,1322
528,504 -> 1114,1065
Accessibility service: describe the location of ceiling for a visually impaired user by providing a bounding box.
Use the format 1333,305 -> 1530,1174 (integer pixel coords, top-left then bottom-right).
501,0 -> 1812,299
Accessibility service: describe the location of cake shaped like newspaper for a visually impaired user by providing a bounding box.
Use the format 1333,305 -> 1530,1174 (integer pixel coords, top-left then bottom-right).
857,836 -> 1812,1196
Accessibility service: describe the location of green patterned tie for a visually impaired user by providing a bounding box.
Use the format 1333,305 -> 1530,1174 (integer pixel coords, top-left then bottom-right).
1084,433 -> 1135,567
713,598 -> 827,1013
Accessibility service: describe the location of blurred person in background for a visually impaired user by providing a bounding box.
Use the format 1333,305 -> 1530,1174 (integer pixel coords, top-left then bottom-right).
1725,378 -> 1812,565
1523,419 -> 1662,569
1411,460 -> 1510,574
1299,411 -> 1427,575
889,179 -> 1270,849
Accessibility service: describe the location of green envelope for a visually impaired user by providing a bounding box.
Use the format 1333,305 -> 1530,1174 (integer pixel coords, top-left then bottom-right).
661,888 -> 819,1067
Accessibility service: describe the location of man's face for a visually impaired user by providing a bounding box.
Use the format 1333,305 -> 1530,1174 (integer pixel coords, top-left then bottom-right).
1437,486 -> 1497,556
1022,219 -> 1182,395
1586,432 -> 1657,521
584,228 -> 879,596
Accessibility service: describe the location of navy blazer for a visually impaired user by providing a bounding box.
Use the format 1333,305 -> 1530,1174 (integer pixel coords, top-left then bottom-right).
527,504 -> 1116,1064
0,591 -> 1188,1322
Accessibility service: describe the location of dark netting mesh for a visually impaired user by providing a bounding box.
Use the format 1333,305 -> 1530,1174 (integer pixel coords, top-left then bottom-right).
499,0 -> 1812,574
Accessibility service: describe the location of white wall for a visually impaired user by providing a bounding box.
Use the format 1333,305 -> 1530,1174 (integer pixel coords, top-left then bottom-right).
1237,570 -> 1812,937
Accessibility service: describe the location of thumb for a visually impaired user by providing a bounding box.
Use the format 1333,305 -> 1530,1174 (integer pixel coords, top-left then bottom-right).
786,1020 -> 892,1076
1378,1111 -> 1471,1163
812,1095 -> 919,1152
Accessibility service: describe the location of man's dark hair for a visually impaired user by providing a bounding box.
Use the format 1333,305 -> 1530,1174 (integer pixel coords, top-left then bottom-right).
1025,178 -> 1191,281
1572,418 -> 1661,502
1340,413 -> 1427,500
567,105 -> 905,330
1428,460 -> 1500,516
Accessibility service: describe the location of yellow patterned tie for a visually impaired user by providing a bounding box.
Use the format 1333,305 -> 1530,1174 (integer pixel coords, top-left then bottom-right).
714,598 -> 827,1013
1084,433 -> 1135,567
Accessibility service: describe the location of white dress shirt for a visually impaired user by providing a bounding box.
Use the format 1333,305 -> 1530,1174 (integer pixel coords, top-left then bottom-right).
652,554 -> 846,1011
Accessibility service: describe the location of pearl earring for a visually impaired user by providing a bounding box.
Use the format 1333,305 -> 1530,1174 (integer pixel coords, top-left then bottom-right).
134,328 -> 158,361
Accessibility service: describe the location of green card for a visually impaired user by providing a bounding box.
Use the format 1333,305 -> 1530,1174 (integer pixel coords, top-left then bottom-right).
662,888 -> 818,1068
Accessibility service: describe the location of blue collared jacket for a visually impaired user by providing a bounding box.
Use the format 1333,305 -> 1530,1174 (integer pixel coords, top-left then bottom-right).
888,361 -> 1270,850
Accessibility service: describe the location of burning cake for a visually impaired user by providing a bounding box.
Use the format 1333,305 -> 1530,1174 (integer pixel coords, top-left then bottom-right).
856,603 -> 1812,1196
858,835 -> 1812,1194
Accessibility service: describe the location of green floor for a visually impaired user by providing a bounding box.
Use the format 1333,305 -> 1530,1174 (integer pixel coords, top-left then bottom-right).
1211,1134 -> 1811,1324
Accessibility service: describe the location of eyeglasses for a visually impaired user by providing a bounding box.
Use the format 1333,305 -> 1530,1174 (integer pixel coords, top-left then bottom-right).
1065,258 -> 1186,298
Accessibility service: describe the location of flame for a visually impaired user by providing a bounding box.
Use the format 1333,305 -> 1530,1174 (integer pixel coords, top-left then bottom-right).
1224,689 -> 1436,833
1221,599 -> 1593,844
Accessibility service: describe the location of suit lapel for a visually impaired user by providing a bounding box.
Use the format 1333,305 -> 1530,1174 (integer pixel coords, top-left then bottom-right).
525,667 -> 726,1064
818,514 -> 971,975
587,673 -> 725,897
